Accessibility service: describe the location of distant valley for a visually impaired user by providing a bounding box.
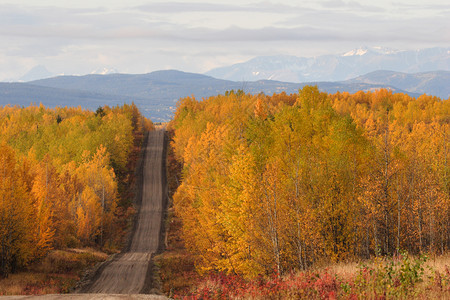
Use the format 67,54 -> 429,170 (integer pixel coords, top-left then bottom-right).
0,69 -> 448,122
1,47 -> 448,122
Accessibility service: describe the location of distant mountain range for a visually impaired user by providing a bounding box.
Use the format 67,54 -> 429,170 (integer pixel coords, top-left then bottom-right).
0,69 -> 448,122
19,65 -> 55,82
16,66 -> 120,82
206,47 -> 450,82
346,70 -> 450,98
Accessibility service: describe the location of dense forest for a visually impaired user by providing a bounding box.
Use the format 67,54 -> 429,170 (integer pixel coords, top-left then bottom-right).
169,86 -> 449,278
0,103 -> 153,278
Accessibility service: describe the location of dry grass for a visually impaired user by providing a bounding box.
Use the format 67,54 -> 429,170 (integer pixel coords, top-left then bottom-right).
67,248 -> 109,257
425,253 -> 450,274
326,254 -> 450,299
154,250 -> 199,297
327,260 -> 360,276
327,254 -> 450,277
0,248 -> 108,296
158,253 -> 450,299
0,272 -> 71,295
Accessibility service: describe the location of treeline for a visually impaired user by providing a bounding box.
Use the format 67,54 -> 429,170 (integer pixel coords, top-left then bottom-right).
169,87 -> 449,278
0,103 -> 153,277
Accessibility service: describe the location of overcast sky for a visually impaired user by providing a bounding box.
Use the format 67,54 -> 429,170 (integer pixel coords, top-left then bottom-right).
0,0 -> 449,81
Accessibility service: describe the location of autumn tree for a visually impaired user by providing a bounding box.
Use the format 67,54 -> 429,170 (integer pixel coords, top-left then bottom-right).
170,86 -> 449,279
0,103 -> 152,275
0,143 -> 34,277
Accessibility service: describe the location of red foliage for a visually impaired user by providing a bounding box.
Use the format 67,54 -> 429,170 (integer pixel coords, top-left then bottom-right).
176,270 -> 346,299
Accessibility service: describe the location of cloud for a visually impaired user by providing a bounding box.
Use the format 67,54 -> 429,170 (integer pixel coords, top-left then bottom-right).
0,1 -> 448,81
2,39 -> 66,57
2,1 -> 446,44
0,5 -> 41,26
391,1 -> 450,10
1,14 -> 448,46
135,1 -> 313,14
176,26 -> 338,42
320,0 -> 385,12
136,2 -> 246,13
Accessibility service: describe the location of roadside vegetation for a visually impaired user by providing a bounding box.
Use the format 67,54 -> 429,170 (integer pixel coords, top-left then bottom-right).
156,207 -> 450,299
176,255 -> 450,299
158,87 -> 450,298
0,103 -> 153,294
0,249 -> 107,295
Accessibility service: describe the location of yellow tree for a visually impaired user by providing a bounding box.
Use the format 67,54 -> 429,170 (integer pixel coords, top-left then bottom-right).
0,143 -> 34,277
76,146 -> 118,246
219,145 -> 267,277
174,123 -> 235,274
265,105 -> 313,270
31,155 -> 58,257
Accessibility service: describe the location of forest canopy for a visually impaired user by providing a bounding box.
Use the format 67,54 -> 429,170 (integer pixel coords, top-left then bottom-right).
0,103 -> 153,277
169,87 -> 449,278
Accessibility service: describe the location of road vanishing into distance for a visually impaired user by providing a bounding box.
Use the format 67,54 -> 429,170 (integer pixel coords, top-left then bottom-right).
0,129 -> 168,299
81,129 -> 166,294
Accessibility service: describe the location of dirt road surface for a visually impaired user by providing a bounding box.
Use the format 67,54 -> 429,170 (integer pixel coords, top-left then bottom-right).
2,295 -> 167,300
79,129 -> 167,295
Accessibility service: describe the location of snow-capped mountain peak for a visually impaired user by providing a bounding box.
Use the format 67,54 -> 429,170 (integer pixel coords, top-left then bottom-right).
342,47 -> 368,57
341,46 -> 402,57
371,46 -> 403,55
91,67 -> 119,75
205,47 -> 450,83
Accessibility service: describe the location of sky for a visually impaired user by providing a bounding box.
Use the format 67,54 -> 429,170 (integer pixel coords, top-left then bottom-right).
0,0 -> 449,81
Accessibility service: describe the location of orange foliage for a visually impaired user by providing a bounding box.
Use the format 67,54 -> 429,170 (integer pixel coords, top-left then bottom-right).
170,87 -> 450,278
0,103 -> 152,277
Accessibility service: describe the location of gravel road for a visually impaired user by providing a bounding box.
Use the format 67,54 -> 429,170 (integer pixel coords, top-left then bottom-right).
79,129 -> 167,294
